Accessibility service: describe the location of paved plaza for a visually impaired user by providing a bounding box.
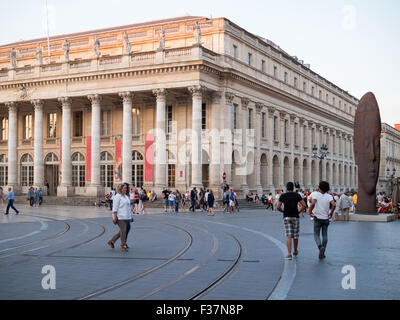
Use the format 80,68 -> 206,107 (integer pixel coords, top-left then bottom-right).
0,204 -> 399,300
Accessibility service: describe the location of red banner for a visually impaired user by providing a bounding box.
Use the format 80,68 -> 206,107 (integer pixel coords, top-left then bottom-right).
114,137 -> 122,183
86,136 -> 91,182
145,133 -> 154,182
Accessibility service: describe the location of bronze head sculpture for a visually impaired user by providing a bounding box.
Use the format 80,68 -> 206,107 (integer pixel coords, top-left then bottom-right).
354,92 -> 381,214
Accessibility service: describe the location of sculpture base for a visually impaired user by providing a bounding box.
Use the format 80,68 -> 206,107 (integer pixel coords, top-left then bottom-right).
350,214 -> 397,223
57,186 -> 75,197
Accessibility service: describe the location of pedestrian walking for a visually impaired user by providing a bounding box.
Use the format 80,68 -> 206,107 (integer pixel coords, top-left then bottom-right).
332,193 -> 340,221
277,182 -> 306,260
109,188 -> 116,211
34,188 -> 40,207
27,187 -> 34,207
175,190 -> 181,213
207,189 -> 215,216
5,188 -> 19,215
107,183 -> 134,252
189,187 -> 198,212
307,181 -> 336,260
339,192 -> 351,221
139,189 -> 148,214
162,188 -> 171,213
38,188 -> 43,206
266,193 -> 274,210
168,191 -> 176,213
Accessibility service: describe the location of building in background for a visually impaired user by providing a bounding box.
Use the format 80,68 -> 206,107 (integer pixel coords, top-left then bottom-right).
0,16 -> 358,198
378,123 -> 400,194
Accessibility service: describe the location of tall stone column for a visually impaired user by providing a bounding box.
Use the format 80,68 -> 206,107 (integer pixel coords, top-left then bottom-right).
255,103 -> 263,195
239,97 -> 250,197
6,102 -> 20,194
153,89 -> 167,192
119,92 -> 133,186
87,94 -> 104,196
189,86 -> 203,189
57,97 -> 74,197
209,91 -> 222,197
222,92 -> 234,186
267,107 -> 275,191
31,99 -> 45,189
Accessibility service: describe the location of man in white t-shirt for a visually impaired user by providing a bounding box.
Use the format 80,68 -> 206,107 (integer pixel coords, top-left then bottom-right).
168,192 -> 176,213
307,181 -> 336,260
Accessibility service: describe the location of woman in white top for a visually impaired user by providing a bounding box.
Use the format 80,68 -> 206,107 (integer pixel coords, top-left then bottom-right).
107,184 -> 134,252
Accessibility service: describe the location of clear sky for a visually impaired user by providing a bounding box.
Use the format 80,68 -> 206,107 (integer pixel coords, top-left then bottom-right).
0,0 -> 399,127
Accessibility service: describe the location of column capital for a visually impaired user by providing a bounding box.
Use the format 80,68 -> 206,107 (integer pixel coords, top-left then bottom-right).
224,91 -> 235,105
152,88 -> 167,100
5,101 -> 17,112
279,111 -> 286,119
87,94 -> 102,105
255,102 -> 264,113
31,99 -> 44,111
119,91 -> 134,104
240,97 -> 250,109
212,91 -> 222,103
267,105 -> 276,115
188,85 -> 204,98
58,97 -> 72,107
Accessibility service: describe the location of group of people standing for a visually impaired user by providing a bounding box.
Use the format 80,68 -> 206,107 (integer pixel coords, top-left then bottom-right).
162,187 -> 216,216
26,187 -> 44,207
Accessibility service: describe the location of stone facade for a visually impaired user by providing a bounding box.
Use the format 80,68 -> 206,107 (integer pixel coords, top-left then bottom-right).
0,16 -> 358,198
377,123 -> 400,194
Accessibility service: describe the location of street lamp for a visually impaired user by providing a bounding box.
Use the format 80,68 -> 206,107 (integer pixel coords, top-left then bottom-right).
312,144 -> 329,159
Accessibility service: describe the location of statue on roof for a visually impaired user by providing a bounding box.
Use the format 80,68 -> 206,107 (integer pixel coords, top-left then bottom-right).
124,31 -> 131,55
10,48 -> 17,69
194,21 -> 201,45
158,27 -> 166,50
94,38 -> 101,58
63,39 -> 70,62
36,44 -> 43,66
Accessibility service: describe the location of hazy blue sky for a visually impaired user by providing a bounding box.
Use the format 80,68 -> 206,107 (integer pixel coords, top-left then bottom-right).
0,0 -> 399,126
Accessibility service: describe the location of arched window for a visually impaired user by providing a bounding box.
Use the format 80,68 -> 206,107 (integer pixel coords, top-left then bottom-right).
100,151 -> 114,187
45,152 -> 59,164
0,154 -> 8,186
72,152 -> 85,187
21,154 -> 34,186
132,151 -> 144,188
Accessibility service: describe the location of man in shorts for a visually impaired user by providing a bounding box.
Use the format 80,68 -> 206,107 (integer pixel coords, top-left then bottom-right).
277,182 -> 306,260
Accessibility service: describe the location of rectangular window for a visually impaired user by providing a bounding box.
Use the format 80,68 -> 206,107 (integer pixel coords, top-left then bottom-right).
233,45 -> 238,59
261,60 -> 265,72
23,114 -> 33,139
311,86 -> 315,96
284,72 -> 288,83
202,103 -> 206,130
168,164 -> 175,188
273,116 -> 278,141
303,82 -> 307,92
101,110 -> 111,136
294,77 -> 297,88
0,117 -> 8,140
261,112 -> 266,138
0,166 -> 7,186
166,105 -> 173,134
248,53 -> 252,66
73,111 -> 83,137
273,66 -> 277,78
294,123 -> 298,145
284,120 -> 288,143
248,109 -> 252,129
47,113 -> 57,138
132,107 -> 141,134
233,104 -> 238,130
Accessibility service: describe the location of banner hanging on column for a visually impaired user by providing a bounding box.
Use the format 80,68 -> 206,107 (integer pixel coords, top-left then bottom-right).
86,136 -> 91,182
145,133 -> 154,182
114,136 -> 122,183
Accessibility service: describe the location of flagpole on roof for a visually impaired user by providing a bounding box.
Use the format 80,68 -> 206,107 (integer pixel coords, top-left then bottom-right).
45,0 -> 51,62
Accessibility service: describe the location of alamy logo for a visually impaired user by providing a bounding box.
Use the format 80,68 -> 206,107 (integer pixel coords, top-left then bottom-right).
41,265 -> 56,290
341,265 -> 356,290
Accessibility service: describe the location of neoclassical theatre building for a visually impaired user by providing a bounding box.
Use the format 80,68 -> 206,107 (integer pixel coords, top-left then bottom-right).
0,16 -> 358,198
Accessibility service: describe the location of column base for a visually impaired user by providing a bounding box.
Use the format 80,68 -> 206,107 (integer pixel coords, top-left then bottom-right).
6,185 -> 21,195
256,185 -> 263,196
57,186 -> 75,197
86,185 -> 105,197
241,184 -> 249,199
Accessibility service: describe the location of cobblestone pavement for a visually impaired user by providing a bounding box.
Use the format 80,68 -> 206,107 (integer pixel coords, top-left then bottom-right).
0,204 -> 399,300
